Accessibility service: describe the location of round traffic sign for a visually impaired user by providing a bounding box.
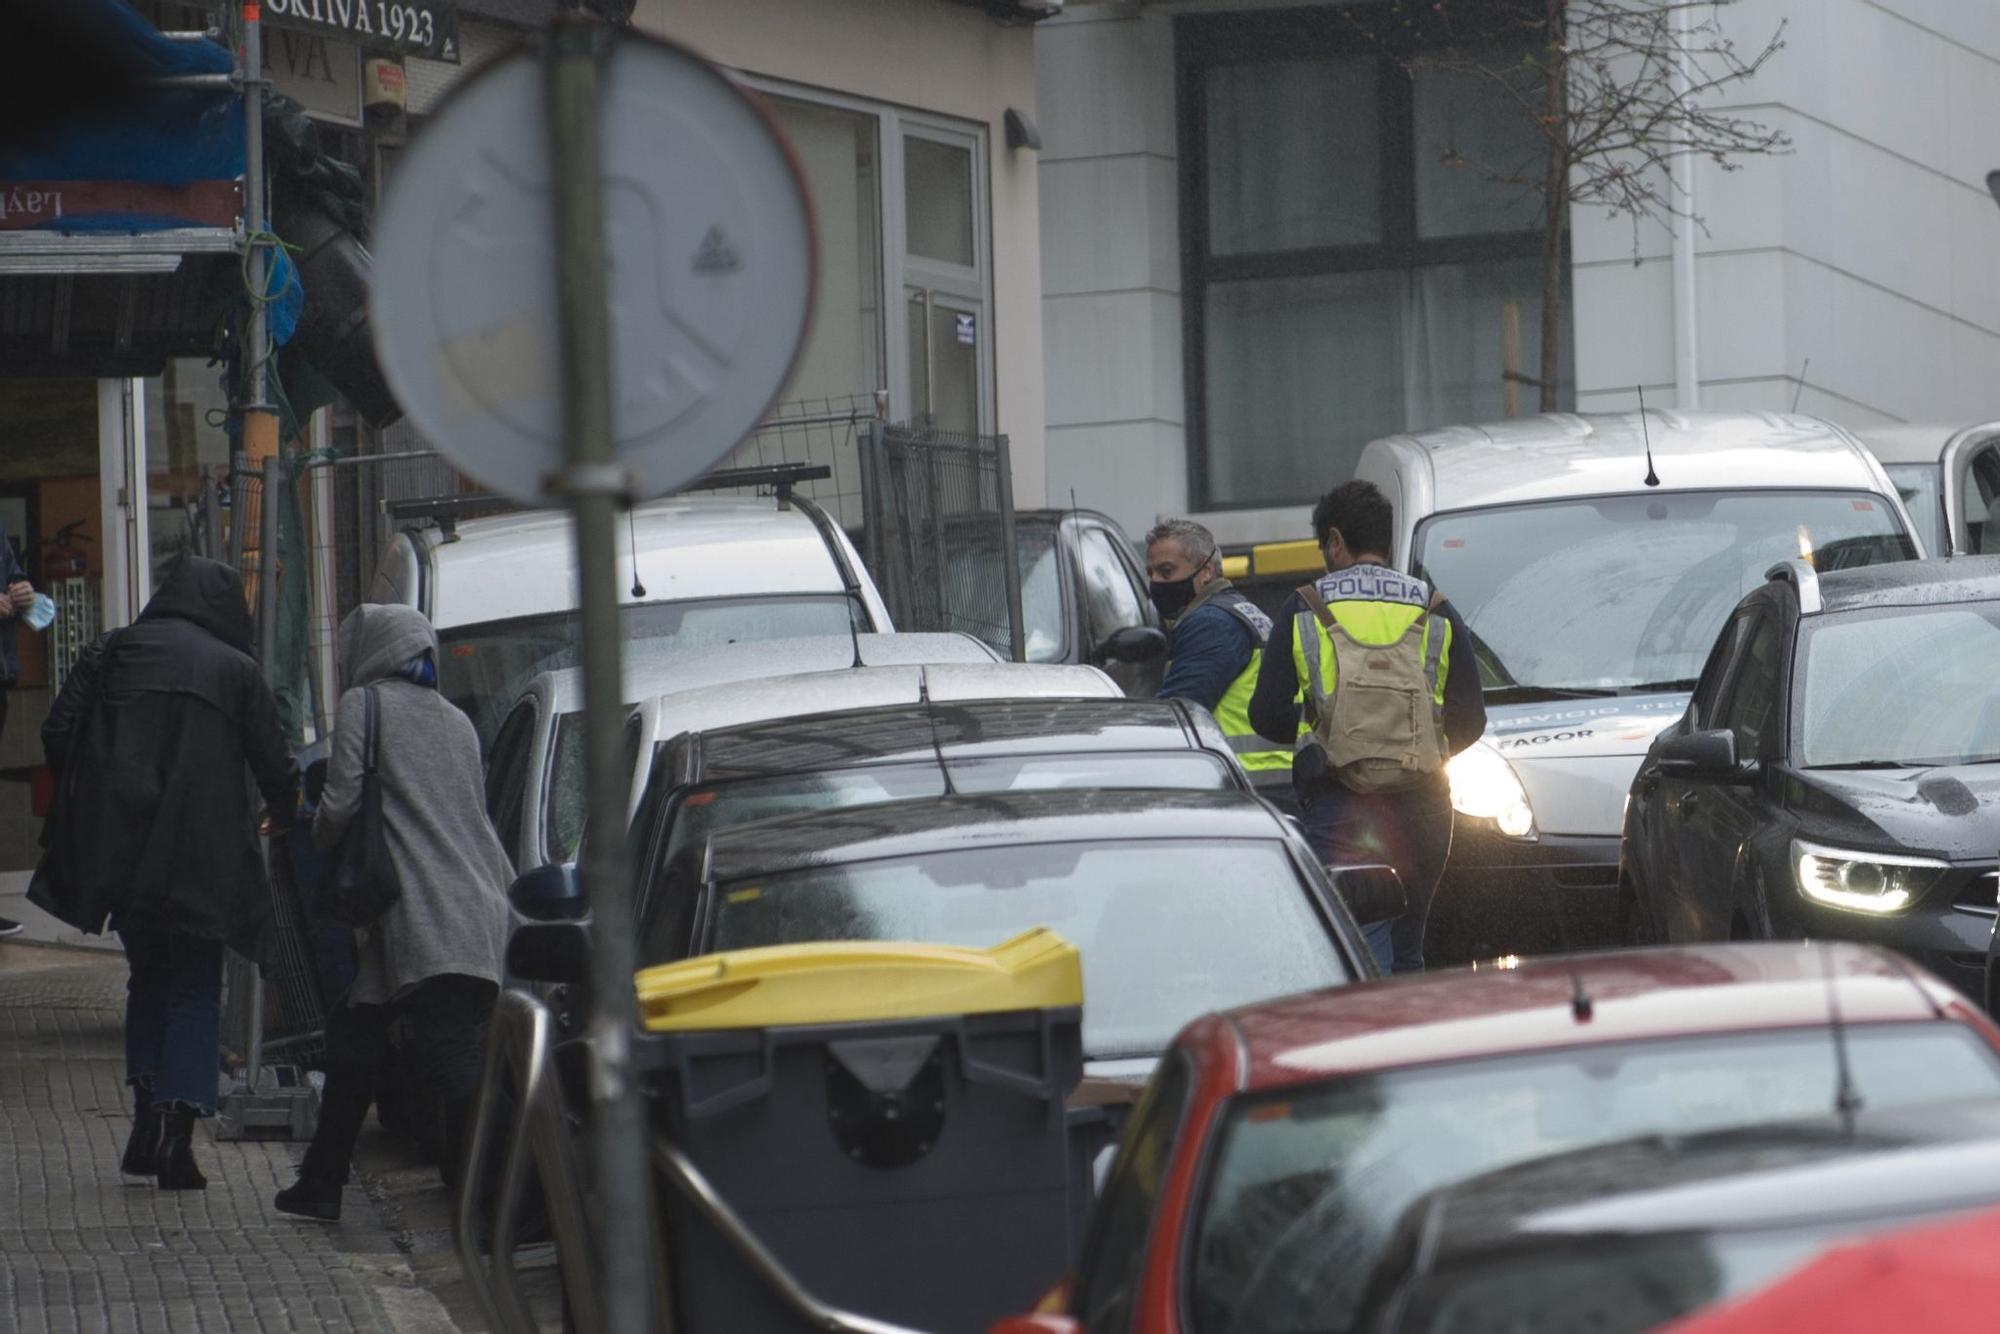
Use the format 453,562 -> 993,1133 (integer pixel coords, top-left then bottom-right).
370,31 -> 814,502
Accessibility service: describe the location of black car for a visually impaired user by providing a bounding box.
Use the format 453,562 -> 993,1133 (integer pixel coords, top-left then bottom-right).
1621,555 -> 2000,1000
637,789 -> 1376,1079
629,695 -> 1252,932
1359,1098 -> 2000,1334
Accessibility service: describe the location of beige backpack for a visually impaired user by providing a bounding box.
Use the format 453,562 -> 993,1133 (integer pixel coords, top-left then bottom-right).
1296,583 -> 1447,794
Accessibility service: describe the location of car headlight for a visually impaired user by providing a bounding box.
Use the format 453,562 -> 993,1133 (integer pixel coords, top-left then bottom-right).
1791,839 -> 1947,915
1447,742 -> 1536,840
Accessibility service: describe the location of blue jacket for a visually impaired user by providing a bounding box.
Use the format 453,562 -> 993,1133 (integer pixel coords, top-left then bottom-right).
1157,601 -> 1257,712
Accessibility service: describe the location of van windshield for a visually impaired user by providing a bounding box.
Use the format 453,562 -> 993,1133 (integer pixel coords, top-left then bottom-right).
1412,491 -> 1914,699
441,594 -> 864,741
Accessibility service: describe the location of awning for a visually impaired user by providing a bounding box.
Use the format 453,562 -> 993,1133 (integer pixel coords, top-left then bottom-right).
0,0 -> 245,374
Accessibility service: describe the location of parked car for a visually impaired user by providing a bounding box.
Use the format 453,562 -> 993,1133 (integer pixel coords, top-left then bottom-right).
1352,411 -> 1922,961
1623,555 -> 2000,1002
935,508 -> 1168,697
630,695 -> 1252,931
480,631 -> 1000,874
368,469 -> 893,740
989,942 -> 2000,1334
1858,420 -> 2000,558
1358,1099 -> 2000,1334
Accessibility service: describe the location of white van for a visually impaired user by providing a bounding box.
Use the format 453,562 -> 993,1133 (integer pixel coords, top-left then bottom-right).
1353,411 -> 1922,957
368,473 -> 892,738
1855,421 -> 2000,559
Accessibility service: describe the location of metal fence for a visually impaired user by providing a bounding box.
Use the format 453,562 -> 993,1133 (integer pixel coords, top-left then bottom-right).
859,420 -> 1024,661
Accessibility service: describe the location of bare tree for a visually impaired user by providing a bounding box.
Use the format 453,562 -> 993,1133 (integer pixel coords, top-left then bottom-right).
1349,1 -> 1789,411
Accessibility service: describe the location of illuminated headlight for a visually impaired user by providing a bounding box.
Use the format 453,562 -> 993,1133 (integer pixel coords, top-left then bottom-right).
1447,742 -> 1536,840
1792,839 -> 1946,915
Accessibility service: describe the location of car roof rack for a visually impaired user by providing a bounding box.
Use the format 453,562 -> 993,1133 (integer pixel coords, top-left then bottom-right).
1766,558 -> 1823,614
680,462 -> 832,501
384,463 -> 836,538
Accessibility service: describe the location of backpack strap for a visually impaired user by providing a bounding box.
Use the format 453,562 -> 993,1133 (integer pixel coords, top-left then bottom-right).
1296,582 -> 1334,628
362,686 -> 380,776
1420,591 -> 1449,701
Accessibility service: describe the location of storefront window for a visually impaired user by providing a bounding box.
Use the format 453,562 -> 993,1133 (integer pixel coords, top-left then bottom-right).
144,358 -> 235,592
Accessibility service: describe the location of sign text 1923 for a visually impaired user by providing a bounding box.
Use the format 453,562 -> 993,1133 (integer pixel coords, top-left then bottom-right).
263,0 -> 460,64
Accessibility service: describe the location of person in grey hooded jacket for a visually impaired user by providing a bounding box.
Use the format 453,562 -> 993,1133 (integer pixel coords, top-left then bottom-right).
276,603 -> 513,1222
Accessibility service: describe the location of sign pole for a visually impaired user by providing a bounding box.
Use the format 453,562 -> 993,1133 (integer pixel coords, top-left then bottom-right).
545,17 -> 648,1334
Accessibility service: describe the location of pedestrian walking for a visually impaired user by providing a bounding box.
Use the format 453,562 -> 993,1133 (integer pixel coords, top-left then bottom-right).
0,516 -> 43,939
1144,518 -> 1292,797
1248,480 -> 1485,973
28,554 -> 297,1188
275,603 -> 512,1222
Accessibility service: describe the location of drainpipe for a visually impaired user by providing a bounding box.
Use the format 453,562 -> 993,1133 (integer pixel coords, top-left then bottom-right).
1671,0 -> 1700,410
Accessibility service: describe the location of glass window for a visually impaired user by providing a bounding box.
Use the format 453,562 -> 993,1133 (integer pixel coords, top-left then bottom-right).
1883,462 -> 1945,556
438,594 -> 864,742
483,701 -> 535,867
1799,602 -> 2000,768
1412,491 -> 1914,699
1715,616 -> 1781,759
1072,1053 -> 1194,1334
904,135 -> 975,267
143,357 -> 235,590
1688,616 -> 1751,732
1186,1024 -> 2000,1334
1412,57 -> 1545,239
1204,57 -> 1381,255
1078,527 -> 1149,648
939,519 -> 1066,662
705,839 -> 1351,1058
907,290 -> 980,434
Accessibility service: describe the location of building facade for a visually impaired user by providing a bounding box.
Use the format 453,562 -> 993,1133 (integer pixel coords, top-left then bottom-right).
1037,0 -> 2000,546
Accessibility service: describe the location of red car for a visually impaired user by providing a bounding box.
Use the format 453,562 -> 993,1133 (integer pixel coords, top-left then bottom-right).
994,942 -> 2000,1334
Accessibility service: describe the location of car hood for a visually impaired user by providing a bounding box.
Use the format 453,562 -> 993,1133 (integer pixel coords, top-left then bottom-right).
1483,694 -> 1691,837
1792,764 -> 2000,862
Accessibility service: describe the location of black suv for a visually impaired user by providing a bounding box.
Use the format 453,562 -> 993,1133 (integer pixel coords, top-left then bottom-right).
1621,555 -> 2000,1001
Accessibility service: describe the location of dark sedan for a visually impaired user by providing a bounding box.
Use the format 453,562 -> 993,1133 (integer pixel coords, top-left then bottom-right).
1361,1099 -> 2000,1334
638,789 -> 1374,1074
1622,555 -> 2000,1000
631,696 -> 1250,936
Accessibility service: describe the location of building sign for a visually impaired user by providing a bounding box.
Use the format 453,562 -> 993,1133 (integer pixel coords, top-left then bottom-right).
263,0 -> 461,63
267,30 -> 364,125
0,181 -> 241,231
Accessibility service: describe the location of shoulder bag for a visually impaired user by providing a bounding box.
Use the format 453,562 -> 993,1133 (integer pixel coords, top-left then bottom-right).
322,686 -> 402,928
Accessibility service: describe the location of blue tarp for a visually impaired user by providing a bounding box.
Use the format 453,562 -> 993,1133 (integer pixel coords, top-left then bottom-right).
0,0 -> 243,231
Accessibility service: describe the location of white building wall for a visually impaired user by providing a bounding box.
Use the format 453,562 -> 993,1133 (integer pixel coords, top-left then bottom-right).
1044,0 -> 2000,545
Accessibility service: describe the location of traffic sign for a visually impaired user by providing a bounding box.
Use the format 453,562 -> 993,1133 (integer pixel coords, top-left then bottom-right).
369,32 -> 814,502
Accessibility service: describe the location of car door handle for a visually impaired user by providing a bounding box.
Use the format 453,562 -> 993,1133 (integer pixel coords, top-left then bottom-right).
1679,789 -> 1703,814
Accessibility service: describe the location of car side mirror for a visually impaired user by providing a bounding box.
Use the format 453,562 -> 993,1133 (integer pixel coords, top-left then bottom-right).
989,1318 -> 1082,1334
507,921 -> 591,985
1097,625 -> 1167,664
510,863 -> 587,923
1657,729 -> 1756,783
1329,863 -> 1407,926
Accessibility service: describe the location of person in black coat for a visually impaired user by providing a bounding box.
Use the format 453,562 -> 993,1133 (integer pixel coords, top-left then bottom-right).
31,554 -> 296,1189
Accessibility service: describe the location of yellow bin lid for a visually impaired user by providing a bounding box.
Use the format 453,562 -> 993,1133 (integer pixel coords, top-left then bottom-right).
635,927 -> 1083,1033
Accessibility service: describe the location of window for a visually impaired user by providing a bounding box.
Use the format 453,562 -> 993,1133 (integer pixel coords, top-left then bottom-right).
1078,527 -> 1149,649
1071,1052 -> 1194,1334
1178,12 -> 1569,510
484,701 -> 535,868
1715,616 -> 1781,759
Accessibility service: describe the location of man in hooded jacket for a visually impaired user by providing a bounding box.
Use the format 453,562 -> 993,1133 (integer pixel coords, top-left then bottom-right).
31,554 -> 297,1189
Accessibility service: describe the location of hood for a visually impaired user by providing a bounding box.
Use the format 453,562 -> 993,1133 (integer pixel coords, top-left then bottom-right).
1484,693 -> 1693,760
338,603 -> 441,692
138,554 -> 255,654
1792,764 -> 2000,862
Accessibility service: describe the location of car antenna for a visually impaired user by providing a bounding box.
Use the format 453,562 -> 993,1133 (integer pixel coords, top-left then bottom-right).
1570,972 -> 1593,1022
919,669 -> 958,797
626,505 -> 648,599
1636,386 -> 1661,488
1821,944 -> 1864,1135
1791,357 -> 1811,413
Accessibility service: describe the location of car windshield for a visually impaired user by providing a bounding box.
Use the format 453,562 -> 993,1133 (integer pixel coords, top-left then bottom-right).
938,521 -> 1066,663
1798,601 -> 2000,768
1186,1024 -> 2000,1334
1413,491 -> 1914,699
440,594 -> 864,741
1884,462 -> 1945,556
661,752 -> 1235,869
1396,1209 -> 1967,1334
707,840 -> 1350,1058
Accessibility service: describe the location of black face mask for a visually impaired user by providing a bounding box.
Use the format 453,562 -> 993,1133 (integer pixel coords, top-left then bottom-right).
1149,574 -> 1199,622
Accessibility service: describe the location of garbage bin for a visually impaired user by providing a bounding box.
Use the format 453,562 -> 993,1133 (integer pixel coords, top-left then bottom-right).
634,927 -> 1084,1334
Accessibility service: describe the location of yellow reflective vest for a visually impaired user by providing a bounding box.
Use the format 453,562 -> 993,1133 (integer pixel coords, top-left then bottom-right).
1202,591 -> 1293,773
1288,568 -> 1452,753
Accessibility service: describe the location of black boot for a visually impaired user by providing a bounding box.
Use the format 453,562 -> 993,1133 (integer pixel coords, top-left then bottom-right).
274,1154 -> 347,1222
276,1067 -> 370,1222
154,1103 -> 208,1191
120,1082 -> 159,1178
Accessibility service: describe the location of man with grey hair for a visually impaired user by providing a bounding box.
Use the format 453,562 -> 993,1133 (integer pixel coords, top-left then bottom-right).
1144,518 -> 1291,785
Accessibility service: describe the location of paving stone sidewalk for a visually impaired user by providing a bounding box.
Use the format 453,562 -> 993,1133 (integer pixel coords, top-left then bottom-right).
0,939 -> 513,1334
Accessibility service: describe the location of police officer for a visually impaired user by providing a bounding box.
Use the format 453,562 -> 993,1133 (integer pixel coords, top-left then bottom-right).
1144,519 -> 1292,799
1248,481 -> 1485,974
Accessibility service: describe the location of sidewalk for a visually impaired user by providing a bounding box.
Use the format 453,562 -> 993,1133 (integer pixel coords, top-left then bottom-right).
0,938 -> 526,1333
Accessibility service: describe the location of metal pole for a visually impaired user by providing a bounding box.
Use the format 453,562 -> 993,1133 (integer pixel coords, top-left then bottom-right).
246,452 -> 283,1095
242,4 -> 270,420
991,434 -> 1025,662
546,19 -> 647,1334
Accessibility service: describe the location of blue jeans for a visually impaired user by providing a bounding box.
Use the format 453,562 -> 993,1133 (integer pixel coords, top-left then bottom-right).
119,928 -> 225,1113
1296,778 -> 1454,975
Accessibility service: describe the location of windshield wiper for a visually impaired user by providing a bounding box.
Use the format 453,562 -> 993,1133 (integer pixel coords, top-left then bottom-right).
1620,678 -> 1699,694
1485,685 -> 1620,703
1805,759 -> 1930,771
